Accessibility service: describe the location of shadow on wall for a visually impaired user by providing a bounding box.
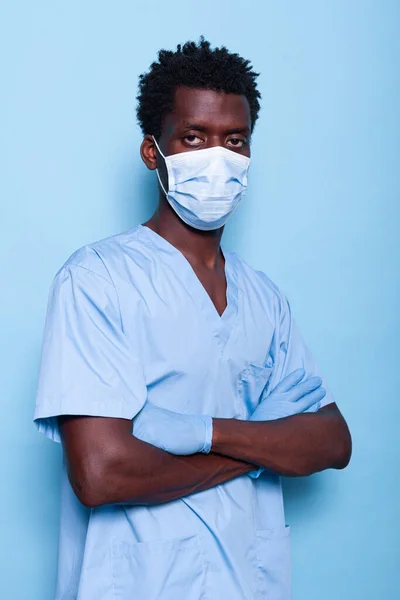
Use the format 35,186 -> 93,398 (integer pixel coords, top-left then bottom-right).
117,152 -> 158,229
26,439 -> 62,544
282,471 -> 338,524
15,336 -> 63,573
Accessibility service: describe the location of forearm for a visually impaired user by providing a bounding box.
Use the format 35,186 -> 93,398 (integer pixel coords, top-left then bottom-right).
212,406 -> 352,477
77,437 -> 253,508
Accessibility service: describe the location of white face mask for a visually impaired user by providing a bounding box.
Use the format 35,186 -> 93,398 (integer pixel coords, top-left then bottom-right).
152,137 -> 251,231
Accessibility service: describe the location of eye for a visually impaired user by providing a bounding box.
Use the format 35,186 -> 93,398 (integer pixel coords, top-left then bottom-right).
226,137 -> 247,149
184,134 -> 203,146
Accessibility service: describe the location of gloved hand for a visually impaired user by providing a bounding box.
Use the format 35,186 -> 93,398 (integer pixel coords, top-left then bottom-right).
250,368 -> 326,422
247,367 -> 326,479
132,402 -> 213,455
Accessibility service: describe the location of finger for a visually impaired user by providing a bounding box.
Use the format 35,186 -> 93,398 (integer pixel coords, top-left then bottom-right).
270,368 -> 305,395
286,376 -> 323,402
296,387 -> 326,412
304,400 -> 323,414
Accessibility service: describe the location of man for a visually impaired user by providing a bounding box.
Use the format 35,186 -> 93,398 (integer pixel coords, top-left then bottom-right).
34,38 -> 351,600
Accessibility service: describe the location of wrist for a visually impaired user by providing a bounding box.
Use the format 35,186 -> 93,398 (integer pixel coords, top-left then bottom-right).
211,417 -> 240,454
210,419 -> 266,478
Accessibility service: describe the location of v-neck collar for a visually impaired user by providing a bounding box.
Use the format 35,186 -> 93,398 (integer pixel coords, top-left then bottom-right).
138,224 -> 239,350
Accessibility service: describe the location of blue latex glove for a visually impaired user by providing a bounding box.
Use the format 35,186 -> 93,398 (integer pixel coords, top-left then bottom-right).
250,368 -> 326,422
133,402 -> 213,455
248,367 -> 326,478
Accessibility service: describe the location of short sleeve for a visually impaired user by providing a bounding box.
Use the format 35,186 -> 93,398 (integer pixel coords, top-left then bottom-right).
34,263 -> 147,443
267,293 -> 335,409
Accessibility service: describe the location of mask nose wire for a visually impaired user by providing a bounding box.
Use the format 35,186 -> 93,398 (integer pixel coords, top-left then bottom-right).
152,135 -> 168,196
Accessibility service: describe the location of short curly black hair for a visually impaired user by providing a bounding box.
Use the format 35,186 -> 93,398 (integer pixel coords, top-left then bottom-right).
136,37 -> 261,138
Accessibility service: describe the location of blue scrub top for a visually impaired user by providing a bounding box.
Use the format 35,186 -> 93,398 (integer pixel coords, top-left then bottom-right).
34,224 -> 334,600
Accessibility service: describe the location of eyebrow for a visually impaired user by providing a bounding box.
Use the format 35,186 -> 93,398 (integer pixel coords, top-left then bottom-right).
225,127 -> 250,135
181,121 -> 250,135
181,122 -> 207,132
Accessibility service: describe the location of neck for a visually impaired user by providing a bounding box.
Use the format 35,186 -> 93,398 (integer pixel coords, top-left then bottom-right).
144,196 -> 224,269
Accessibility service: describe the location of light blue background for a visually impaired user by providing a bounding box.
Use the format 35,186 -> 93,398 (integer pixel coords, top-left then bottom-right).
1,1 -> 399,598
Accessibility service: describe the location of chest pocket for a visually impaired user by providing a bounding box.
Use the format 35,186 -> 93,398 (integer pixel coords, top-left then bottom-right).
236,363 -> 273,418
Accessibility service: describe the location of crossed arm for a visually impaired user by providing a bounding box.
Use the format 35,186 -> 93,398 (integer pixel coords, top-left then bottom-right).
59,401 -> 351,509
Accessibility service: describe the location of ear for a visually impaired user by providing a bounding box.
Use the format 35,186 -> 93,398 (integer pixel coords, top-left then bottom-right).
140,134 -> 158,170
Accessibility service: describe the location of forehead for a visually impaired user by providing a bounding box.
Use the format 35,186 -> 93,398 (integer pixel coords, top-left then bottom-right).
162,86 -> 251,134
